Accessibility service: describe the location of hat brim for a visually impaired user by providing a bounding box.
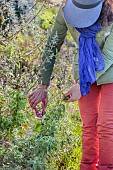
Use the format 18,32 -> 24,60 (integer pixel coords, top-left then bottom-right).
64,0 -> 102,28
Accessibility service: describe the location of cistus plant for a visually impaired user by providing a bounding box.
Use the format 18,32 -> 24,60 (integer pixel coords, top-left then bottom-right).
0,0 -> 57,140
1,100 -> 82,170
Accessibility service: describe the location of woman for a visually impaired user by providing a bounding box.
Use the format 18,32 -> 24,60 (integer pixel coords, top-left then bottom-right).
28,0 -> 113,169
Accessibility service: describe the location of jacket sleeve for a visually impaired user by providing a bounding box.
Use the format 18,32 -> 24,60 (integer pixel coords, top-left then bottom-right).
72,52 -> 79,81
96,24 -> 113,80
40,6 -> 68,85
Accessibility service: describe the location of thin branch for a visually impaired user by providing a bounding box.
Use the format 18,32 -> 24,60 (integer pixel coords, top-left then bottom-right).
2,2 -> 45,42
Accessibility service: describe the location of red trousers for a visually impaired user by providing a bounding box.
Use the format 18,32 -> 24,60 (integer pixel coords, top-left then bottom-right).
78,83 -> 113,170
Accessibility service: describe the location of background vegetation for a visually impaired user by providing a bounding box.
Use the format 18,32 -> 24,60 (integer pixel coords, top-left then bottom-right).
0,0 -> 82,169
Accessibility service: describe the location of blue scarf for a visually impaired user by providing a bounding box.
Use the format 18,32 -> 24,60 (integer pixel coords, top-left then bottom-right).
76,20 -> 105,96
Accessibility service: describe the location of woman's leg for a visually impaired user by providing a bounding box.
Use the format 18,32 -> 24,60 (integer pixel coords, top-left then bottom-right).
97,83 -> 113,170
78,83 -> 101,170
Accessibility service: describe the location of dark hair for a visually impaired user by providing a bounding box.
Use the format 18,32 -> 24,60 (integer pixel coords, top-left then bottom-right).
99,0 -> 113,26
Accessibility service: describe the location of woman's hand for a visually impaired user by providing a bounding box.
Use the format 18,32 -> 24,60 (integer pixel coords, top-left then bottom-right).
28,84 -> 48,109
64,83 -> 81,102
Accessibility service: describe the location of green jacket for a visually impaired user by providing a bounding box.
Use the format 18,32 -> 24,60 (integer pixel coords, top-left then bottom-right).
41,6 -> 113,86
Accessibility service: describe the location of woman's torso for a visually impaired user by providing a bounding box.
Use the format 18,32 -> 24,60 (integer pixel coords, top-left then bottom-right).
63,7 -> 113,85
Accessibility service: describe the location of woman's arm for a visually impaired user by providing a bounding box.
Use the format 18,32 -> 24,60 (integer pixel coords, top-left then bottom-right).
40,6 -> 68,86
28,6 -> 68,109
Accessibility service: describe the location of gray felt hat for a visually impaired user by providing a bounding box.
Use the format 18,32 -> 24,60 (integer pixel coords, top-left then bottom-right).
64,0 -> 103,28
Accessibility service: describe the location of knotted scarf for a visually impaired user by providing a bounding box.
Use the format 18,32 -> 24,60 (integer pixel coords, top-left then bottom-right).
76,20 -> 105,96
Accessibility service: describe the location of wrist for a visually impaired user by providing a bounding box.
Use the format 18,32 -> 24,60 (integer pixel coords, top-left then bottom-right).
74,79 -> 79,84
38,84 -> 48,89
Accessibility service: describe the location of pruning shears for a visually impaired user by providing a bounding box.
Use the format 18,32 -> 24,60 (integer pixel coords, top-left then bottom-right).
34,101 -> 46,125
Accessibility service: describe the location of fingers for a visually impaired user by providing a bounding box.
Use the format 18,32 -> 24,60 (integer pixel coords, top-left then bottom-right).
63,95 -> 70,101
29,90 -> 41,103
28,88 -> 48,109
64,94 -> 81,102
28,90 -> 37,101
65,96 -> 77,102
64,89 -> 72,97
63,84 -> 81,103
43,97 -> 48,105
31,98 -> 42,109
63,89 -> 72,101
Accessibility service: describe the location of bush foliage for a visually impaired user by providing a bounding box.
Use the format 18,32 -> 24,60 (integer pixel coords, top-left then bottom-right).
0,1 -> 82,169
